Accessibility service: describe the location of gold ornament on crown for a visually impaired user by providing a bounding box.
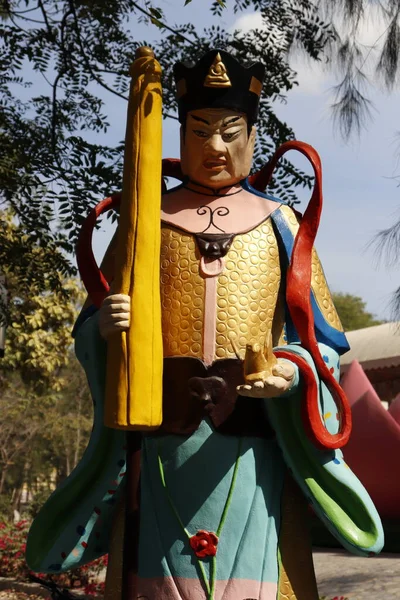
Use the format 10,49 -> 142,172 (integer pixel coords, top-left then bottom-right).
204,52 -> 232,88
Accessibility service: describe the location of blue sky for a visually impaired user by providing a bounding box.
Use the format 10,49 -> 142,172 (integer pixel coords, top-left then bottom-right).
86,1 -> 399,320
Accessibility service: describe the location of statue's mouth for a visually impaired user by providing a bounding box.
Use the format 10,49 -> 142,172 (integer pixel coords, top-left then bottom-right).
203,159 -> 226,171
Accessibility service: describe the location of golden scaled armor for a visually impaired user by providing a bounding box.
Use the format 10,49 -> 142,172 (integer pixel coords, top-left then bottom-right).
160,216 -> 285,361
279,205 -> 343,332
160,205 -> 343,363
160,229 -> 205,358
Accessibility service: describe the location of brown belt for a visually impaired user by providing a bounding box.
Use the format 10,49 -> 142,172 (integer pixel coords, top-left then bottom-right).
158,357 -> 275,438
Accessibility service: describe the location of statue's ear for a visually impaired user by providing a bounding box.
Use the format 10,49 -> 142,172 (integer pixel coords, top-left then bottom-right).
244,125 -> 256,170
249,125 -> 256,147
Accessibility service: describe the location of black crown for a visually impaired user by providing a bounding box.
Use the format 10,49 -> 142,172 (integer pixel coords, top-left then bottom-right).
173,49 -> 265,125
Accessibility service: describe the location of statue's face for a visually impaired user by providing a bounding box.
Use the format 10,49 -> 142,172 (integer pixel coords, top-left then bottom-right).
180,108 -> 256,189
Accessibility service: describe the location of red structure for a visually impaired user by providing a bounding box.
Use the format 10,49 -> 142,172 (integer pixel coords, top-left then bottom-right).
341,360 -> 400,520
388,393 -> 400,424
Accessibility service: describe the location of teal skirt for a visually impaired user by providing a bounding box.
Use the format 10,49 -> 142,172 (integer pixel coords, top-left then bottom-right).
137,420 -> 286,599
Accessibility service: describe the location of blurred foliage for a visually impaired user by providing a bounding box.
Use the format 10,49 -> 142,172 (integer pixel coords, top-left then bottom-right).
0,210 -> 73,319
0,519 -> 107,596
0,211 -> 85,389
332,292 -> 383,332
27,487 -> 53,519
0,216 -> 92,499
0,353 -> 93,502
1,280 -> 84,390
368,212 -> 400,322
0,494 -> 13,522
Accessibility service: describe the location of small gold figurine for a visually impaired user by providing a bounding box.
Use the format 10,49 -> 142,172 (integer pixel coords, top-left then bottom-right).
243,334 -> 277,383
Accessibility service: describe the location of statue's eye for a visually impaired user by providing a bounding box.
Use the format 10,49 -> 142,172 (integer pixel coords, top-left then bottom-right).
222,130 -> 240,142
193,129 -> 209,138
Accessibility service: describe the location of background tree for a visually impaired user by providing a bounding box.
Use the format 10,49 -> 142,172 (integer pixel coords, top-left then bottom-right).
0,327 -> 92,512
0,212 -> 85,389
332,292 -> 383,332
0,0 -> 338,302
323,0 -> 400,318
2,1 -> 400,316
0,376 -> 41,496
38,359 -> 93,483
0,215 -> 91,507
323,0 -> 400,138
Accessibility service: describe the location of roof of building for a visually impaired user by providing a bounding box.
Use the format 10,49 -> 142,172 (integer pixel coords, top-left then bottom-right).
340,322 -> 400,371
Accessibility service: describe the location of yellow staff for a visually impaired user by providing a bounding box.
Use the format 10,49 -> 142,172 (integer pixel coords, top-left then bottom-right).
104,47 -> 163,430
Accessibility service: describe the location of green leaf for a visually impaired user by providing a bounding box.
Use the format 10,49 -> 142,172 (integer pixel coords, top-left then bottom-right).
150,17 -> 163,29
149,7 -> 162,19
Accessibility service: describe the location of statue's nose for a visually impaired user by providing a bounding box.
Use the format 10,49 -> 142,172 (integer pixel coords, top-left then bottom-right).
206,134 -> 225,153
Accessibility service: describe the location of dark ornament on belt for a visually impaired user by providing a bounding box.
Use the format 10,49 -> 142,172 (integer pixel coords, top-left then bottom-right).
160,357 -> 275,438
188,375 -> 235,428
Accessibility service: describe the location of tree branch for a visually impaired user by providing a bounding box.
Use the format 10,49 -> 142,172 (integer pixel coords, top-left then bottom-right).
131,1 -> 197,47
51,71 -> 63,152
12,4 -> 40,15
37,0 -> 51,30
8,14 -> 28,34
68,0 -> 128,101
16,15 -> 48,24
59,9 -> 73,74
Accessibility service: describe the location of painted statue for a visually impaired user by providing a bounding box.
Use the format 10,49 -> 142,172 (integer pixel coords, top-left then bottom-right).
26,48 -> 384,600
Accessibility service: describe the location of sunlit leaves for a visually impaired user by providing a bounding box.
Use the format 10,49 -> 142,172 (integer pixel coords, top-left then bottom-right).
0,273 -> 85,391
149,6 -> 163,19
331,292 -> 383,331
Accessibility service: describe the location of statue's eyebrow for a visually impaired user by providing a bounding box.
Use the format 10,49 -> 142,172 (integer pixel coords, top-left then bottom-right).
189,115 -> 210,125
222,116 -> 242,127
